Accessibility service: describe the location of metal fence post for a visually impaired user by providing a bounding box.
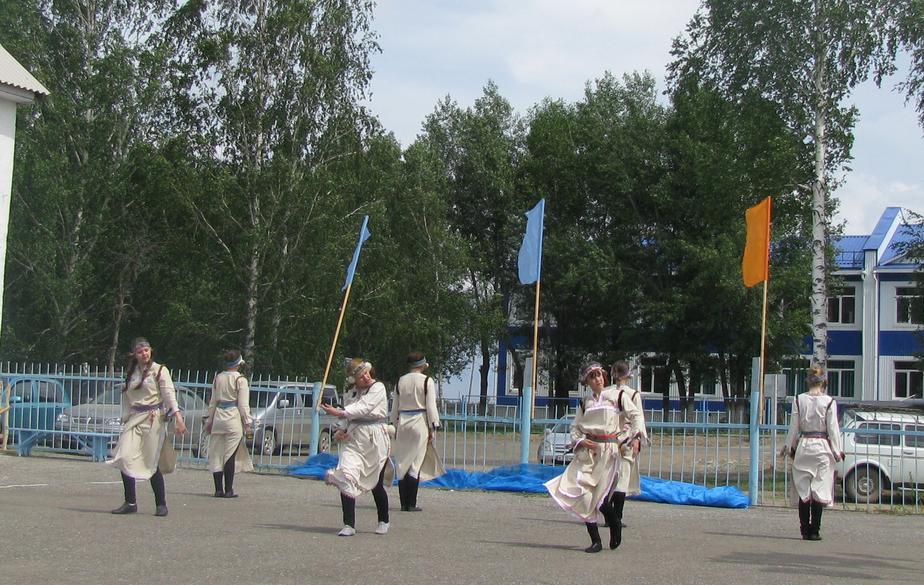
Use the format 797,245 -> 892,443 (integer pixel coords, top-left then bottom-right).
749,356 -> 760,506
519,385 -> 533,465
309,381 -> 321,456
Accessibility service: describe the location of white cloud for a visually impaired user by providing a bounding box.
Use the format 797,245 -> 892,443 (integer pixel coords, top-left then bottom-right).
834,172 -> 924,234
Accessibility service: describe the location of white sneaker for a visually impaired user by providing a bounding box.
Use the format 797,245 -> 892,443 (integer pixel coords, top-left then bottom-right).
338,525 -> 356,536
374,521 -> 390,535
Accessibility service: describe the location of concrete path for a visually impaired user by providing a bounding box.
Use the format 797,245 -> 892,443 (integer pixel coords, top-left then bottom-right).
1,454 -> 921,585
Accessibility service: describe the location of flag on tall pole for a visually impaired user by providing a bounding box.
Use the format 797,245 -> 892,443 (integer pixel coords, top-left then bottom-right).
518,199 -> 545,285
517,199 -> 545,464
742,197 -> 771,287
318,215 -> 371,411
343,215 -> 371,291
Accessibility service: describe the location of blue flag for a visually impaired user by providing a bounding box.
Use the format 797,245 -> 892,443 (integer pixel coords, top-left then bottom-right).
343,215 -> 371,291
517,199 -> 545,285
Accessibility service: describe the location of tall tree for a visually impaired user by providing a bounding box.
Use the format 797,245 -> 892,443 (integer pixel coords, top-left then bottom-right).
669,0 -> 895,369
166,0 -> 379,367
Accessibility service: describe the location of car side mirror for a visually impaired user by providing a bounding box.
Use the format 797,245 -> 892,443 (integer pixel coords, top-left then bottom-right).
277,399 -> 290,408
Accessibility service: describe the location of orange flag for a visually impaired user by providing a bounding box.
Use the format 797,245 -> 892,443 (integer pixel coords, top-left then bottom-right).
742,196 -> 772,287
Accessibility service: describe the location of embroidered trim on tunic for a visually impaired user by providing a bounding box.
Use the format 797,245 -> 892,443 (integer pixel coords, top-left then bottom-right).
131,402 -> 164,413
217,400 -> 238,409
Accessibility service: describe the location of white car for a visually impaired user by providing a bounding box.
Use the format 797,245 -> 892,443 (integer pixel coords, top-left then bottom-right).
835,408 -> 924,503
537,416 -> 574,465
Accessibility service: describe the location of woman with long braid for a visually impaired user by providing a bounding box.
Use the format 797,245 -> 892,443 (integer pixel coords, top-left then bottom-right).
108,337 -> 186,517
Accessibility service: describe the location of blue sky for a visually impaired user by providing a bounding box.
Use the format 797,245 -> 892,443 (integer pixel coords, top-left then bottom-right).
367,0 -> 923,236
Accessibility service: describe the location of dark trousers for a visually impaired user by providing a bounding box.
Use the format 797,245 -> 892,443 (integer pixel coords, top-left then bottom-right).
121,470 -> 165,506
213,451 -> 237,494
341,464 -> 389,528
398,472 -> 420,509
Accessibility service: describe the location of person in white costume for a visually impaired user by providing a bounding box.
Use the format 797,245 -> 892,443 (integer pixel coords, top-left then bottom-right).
392,351 -> 443,511
108,337 -> 187,517
545,361 -> 644,553
609,360 -> 648,528
205,349 -> 254,498
321,358 -> 392,536
781,365 -> 844,541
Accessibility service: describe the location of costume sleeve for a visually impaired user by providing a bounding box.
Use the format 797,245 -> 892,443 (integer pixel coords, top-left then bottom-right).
826,398 -> 843,459
620,392 -> 644,441
632,391 -> 648,444
207,375 -> 219,422
237,375 -> 252,426
158,366 -> 180,416
785,396 -> 801,452
344,382 -> 386,419
425,377 -> 441,429
390,378 -> 400,423
120,387 -> 131,423
571,400 -> 588,448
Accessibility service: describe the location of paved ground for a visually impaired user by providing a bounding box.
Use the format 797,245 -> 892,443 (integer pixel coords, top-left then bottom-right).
1,453 -> 922,585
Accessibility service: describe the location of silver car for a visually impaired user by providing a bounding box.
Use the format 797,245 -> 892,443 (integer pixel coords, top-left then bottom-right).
54,384 -> 208,456
537,416 -> 575,465
197,383 -> 340,458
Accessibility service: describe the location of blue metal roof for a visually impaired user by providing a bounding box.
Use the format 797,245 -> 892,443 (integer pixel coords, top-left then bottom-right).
833,235 -> 867,269
864,207 -> 902,251
880,224 -> 922,266
833,207 -> 922,270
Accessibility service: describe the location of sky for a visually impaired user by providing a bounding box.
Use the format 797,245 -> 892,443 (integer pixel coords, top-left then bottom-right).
366,0 -> 923,236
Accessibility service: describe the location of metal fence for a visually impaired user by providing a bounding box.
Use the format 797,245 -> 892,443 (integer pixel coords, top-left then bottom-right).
3,362 -> 923,514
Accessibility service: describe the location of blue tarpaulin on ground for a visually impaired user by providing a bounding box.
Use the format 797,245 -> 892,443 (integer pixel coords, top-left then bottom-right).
287,455 -> 749,509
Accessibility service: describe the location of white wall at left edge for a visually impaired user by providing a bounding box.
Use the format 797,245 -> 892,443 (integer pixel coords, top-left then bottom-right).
0,98 -> 19,337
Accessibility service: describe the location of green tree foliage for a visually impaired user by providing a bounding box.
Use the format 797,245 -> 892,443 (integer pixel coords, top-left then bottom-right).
669,0 -> 896,369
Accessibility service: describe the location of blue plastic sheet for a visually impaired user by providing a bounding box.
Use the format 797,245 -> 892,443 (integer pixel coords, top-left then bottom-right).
287,456 -> 749,509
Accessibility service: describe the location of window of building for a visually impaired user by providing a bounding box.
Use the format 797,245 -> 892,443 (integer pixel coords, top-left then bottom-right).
896,287 -> 923,325
894,361 -> 923,399
782,359 -> 810,396
827,287 -> 856,324
639,357 -> 669,394
827,360 -> 856,398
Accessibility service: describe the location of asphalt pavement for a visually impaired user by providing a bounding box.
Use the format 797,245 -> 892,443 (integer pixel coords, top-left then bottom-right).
1,453 -> 921,585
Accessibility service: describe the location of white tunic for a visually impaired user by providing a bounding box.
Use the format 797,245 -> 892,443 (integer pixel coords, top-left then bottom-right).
784,392 -> 844,504
545,386 -> 644,522
108,362 -> 180,479
614,384 -> 648,495
391,372 -> 444,481
206,371 -> 254,473
325,381 -> 393,498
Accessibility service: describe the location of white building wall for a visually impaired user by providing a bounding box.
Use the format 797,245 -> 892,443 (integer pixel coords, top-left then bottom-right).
0,98 -> 18,337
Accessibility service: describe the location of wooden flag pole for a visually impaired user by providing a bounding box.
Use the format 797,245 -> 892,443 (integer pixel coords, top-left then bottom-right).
757,197 -> 772,423
317,283 -> 353,411
529,278 -> 541,419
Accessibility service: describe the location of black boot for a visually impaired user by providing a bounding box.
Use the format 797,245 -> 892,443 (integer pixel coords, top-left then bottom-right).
111,501 -> 137,514
398,477 -> 409,511
213,472 -> 224,497
584,523 -> 603,553
407,474 -> 422,511
221,456 -> 237,497
113,473 -> 137,513
798,499 -> 811,540
809,501 -> 824,540
608,492 -> 625,549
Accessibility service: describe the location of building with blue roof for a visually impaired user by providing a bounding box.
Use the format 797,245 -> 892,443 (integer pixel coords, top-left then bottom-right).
798,207 -> 923,400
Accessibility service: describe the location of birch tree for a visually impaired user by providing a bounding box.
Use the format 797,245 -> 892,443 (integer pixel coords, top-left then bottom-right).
668,0 -> 894,368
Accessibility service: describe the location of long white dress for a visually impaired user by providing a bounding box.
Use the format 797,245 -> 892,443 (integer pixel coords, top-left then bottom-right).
614,384 -> 648,495
325,381 -> 393,498
206,370 -> 254,473
545,386 -> 644,522
108,361 -> 180,479
784,392 -> 844,504
391,371 -> 444,481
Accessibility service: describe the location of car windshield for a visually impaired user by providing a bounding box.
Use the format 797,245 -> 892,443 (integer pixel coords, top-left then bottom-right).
551,418 -> 572,433
91,388 -> 123,405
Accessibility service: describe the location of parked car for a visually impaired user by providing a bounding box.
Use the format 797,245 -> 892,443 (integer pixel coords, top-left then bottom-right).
54,384 -> 207,455
835,408 -> 924,503
199,383 -> 339,457
537,416 -> 575,465
1,377 -> 71,443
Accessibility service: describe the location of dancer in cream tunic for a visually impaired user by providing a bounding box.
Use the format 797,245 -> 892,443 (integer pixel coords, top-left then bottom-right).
206,349 -> 254,498
782,365 -> 844,540
545,362 -> 644,553
611,360 -> 648,527
392,351 -> 444,511
108,337 -> 186,517
322,358 -> 392,536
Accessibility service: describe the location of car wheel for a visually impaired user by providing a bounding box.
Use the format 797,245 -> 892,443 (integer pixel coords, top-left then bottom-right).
845,466 -> 883,503
196,433 -> 209,459
261,429 -> 278,456
319,431 -> 331,453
